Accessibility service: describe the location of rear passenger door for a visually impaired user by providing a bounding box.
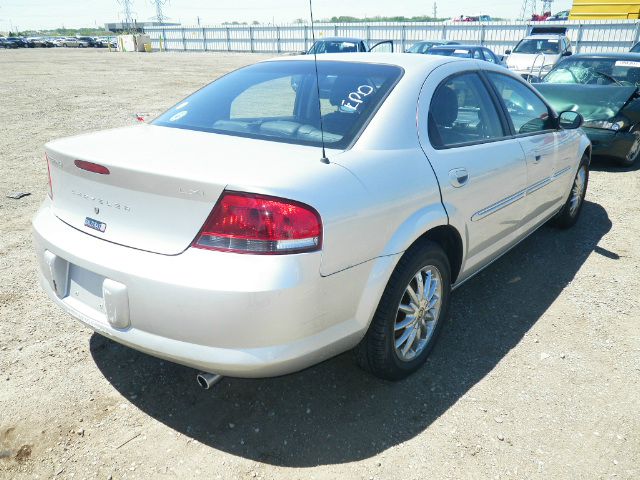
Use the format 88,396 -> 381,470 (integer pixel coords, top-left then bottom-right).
418,64 -> 528,281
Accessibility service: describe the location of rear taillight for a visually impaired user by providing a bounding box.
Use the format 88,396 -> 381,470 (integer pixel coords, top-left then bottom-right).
45,153 -> 53,199
74,160 -> 110,175
193,192 -> 322,254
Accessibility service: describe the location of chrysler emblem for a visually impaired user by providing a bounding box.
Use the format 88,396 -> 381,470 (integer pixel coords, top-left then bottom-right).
94,207 -> 100,215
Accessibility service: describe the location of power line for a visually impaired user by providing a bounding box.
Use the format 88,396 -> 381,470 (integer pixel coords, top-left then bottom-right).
118,0 -> 135,26
520,0 -> 536,20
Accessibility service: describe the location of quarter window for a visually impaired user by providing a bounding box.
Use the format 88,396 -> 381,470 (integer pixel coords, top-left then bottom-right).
428,73 -> 505,148
487,73 -> 555,135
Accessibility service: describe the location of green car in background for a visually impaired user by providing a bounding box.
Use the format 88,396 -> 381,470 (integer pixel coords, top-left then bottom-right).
535,53 -> 640,167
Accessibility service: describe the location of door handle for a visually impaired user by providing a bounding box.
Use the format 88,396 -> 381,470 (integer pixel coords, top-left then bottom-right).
534,154 -> 542,162
449,168 -> 469,188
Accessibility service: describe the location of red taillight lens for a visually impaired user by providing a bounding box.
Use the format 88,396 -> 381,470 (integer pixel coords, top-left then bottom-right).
45,153 -> 53,199
74,160 -> 110,175
193,192 -> 322,254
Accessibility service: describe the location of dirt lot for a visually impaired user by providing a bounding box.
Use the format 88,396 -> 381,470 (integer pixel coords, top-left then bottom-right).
0,48 -> 639,479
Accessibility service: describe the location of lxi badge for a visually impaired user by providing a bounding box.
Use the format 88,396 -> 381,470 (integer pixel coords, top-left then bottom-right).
84,217 -> 106,233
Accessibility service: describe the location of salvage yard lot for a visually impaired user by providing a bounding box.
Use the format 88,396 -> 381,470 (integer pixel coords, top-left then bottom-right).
0,48 -> 639,479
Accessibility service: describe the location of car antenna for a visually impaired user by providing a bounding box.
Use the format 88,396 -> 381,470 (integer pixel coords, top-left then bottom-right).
309,0 -> 330,164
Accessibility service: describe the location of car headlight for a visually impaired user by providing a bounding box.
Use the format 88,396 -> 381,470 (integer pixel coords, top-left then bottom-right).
582,119 -> 626,131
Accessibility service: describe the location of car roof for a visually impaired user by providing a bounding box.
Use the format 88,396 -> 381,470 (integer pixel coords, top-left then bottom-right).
523,34 -> 567,40
429,44 -> 483,49
265,52 -> 463,72
567,52 -> 640,60
313,37 -> 365,43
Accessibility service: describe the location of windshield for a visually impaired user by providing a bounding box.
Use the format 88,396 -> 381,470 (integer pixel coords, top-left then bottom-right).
308,41 -> 360,54
428,48 -> 472,58
153,61 -> 403,149
406,42 -> 440,53
543,58 -> 640,85
513,38 -> 560,54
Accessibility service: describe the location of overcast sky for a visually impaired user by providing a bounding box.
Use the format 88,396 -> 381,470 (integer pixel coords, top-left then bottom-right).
0,0 -> 575,31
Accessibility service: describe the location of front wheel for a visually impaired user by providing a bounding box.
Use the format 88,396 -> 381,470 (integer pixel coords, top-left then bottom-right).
619,132 -> 640,167
355,241 -> 451,380
551,159 -> 589,229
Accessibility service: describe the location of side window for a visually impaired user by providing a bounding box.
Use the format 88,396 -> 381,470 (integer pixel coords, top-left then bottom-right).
483,49 -> 496,63
487,73 -> 555,135
428,73 -> 506,148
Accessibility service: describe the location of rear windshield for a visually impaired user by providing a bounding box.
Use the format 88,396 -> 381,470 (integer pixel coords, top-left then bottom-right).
153,60 -> 403,149
308,41 -> 360,54
406,42 -> 439,54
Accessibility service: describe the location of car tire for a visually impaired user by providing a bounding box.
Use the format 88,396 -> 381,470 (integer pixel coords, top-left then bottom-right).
619,132 -> 640,167
551,155 -> 589,229
355,240 -> 451,380
63,43 -> 67,47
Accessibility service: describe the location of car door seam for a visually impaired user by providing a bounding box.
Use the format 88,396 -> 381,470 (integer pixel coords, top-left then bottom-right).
474,164 -> 572,221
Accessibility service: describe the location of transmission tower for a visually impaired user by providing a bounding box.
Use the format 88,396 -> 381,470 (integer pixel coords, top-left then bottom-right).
433,2 -> 437,19
542,0 -> 554,13
520,0 -> 536,20
151,0 -> 169,25
118,0 -> 134,29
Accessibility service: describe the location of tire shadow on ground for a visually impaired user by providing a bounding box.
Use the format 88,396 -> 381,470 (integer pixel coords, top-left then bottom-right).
90,200 -> 612,467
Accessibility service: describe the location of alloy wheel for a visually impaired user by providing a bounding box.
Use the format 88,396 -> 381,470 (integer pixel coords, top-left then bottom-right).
569,165 -> 587,217
394,265 -> 443,362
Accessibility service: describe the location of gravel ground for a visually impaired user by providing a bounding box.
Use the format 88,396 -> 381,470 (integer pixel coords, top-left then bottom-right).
1,48 -> 639,480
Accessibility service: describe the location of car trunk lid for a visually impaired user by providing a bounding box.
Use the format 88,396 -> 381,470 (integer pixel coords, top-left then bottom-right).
46,124 -> 332,255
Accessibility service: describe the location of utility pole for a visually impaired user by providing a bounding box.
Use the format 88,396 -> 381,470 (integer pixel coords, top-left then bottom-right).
433,2 -> 437,19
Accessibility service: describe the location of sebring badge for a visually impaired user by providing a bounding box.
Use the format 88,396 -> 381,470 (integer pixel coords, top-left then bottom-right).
84,217 -> 106,233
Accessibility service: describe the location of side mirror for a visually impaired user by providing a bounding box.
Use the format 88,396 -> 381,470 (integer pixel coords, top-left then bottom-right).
505,49 -> 512,55
558,111 -> 584,129
562,50 -> 572,56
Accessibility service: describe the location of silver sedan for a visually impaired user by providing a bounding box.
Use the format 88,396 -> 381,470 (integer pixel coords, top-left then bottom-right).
33,53 -> 591,382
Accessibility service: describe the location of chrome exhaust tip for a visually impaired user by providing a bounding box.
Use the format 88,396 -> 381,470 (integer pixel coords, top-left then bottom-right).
196,372 -> 223,390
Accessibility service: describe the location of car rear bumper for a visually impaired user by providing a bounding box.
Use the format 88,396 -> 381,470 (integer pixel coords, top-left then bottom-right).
33,200 -> 393,377
582,127 -> 636,161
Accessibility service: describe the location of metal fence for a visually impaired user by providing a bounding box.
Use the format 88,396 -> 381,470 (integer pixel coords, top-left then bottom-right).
144,20 -> 640,55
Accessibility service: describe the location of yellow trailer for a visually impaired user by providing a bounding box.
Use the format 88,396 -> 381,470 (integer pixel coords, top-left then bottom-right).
570,1 -> 640,19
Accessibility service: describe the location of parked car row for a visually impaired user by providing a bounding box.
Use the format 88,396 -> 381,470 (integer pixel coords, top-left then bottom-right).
0,35 -> 117,49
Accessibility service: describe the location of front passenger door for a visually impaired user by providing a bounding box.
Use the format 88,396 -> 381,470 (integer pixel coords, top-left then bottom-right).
418,67 -> 528,281
486,72 -> 568,226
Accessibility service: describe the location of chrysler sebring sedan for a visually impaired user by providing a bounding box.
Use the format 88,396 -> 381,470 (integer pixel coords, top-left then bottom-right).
33,54 -> 590,381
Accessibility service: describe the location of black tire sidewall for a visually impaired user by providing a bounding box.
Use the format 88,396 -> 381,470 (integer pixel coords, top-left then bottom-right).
370,242 -> 452,379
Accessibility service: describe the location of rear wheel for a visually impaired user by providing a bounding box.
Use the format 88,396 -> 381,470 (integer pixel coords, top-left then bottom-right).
551,158 -> 589,229
355,241 -> 451,380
